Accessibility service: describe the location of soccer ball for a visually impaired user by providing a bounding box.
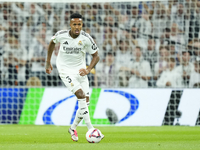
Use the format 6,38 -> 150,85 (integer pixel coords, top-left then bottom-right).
86,128 -> 102,143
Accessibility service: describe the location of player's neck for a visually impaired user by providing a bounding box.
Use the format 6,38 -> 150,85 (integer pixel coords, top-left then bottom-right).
69,30 -> 79,39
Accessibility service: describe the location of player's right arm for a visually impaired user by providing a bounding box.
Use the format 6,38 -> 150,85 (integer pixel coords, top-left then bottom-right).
45,30 -> 63,74
45,39 -> 55,74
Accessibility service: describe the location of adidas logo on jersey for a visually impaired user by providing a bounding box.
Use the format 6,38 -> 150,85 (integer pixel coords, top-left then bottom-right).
63,41 -> 68,44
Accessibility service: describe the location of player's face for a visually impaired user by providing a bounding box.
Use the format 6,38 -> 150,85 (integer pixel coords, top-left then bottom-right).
70,18 -> 83,37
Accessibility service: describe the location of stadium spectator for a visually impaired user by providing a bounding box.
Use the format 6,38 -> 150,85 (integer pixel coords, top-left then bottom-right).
187,1 -> 200,42
20,13 -> 36,51
143,38 -> 158,70
42,3 -> 56,27
102,27 -> 117,54
60,10 -> 70,30
2,36 -> 19,86
130,5 -> 139,29
29,29 -> 48,86
188,38 -> 200,62
135,12 -> 152,39
175,3 -> 196,43
104,15 -> 116,29
142,1 -> 155,17
156,57 -> 182,88
12,37 -> 27,86
168,0 -> 179,16
151,3 -> 171,38
154,46 -> 169,80
103,2 -> 114,17
26,3 -> 42,28
143,1 -> 168,17
116,40 -> 132,87
168,42 -> 179,65
130,6 -> 140,40
189,58 -> 200,88
118,13 -> 130,32
123,29 -> 138,50
172,3 -> 188,32
116,23 -> 127,41
170,23 -> 185,51
84,6 -> 92,28
174,51 -> 195,87
91,4 -> 103,26
96,52 -> 118,87
0,8 -> 10,27
11,2 -> 28,26
160,28 -> 171,45
7,19 -> 20,39
128,46 -> 152,88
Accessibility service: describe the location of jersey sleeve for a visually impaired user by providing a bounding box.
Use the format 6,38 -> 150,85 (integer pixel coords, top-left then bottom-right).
51,30 -> 66,44
85,33 -> 99,54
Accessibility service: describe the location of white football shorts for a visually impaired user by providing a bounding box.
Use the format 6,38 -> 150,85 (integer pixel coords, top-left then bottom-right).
59,73 -> 90,97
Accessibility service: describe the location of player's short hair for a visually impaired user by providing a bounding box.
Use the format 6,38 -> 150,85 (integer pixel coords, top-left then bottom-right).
70,13 -> 82,20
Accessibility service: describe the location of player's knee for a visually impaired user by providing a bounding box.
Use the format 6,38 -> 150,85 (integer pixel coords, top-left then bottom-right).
75,89 -> 85,99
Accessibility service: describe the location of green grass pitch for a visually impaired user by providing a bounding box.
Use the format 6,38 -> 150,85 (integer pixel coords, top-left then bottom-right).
0,125 -> 200,150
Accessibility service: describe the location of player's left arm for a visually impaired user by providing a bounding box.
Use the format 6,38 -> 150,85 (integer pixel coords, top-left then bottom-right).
79,51 -> 100,76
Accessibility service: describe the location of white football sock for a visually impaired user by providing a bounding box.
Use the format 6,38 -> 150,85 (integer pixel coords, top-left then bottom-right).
71,108 -> 82,130
87,101 -> 90,106
78,98 -> 93,130
71,99 -> 92,130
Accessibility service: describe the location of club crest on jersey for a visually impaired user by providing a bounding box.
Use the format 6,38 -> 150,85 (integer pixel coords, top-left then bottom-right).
78,41 -> 83,46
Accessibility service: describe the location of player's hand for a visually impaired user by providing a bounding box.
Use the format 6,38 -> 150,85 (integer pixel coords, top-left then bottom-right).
79,68 -> 90,76
45,61 -> 53,74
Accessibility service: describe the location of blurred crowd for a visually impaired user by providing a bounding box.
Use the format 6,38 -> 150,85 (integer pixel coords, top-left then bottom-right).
0,0 -> 200,88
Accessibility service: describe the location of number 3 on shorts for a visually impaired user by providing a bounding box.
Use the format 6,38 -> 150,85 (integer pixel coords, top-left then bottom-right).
66,76 -> 72,83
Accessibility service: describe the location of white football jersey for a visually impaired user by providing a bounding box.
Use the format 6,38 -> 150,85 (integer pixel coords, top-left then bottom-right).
52,30 -> 98,74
